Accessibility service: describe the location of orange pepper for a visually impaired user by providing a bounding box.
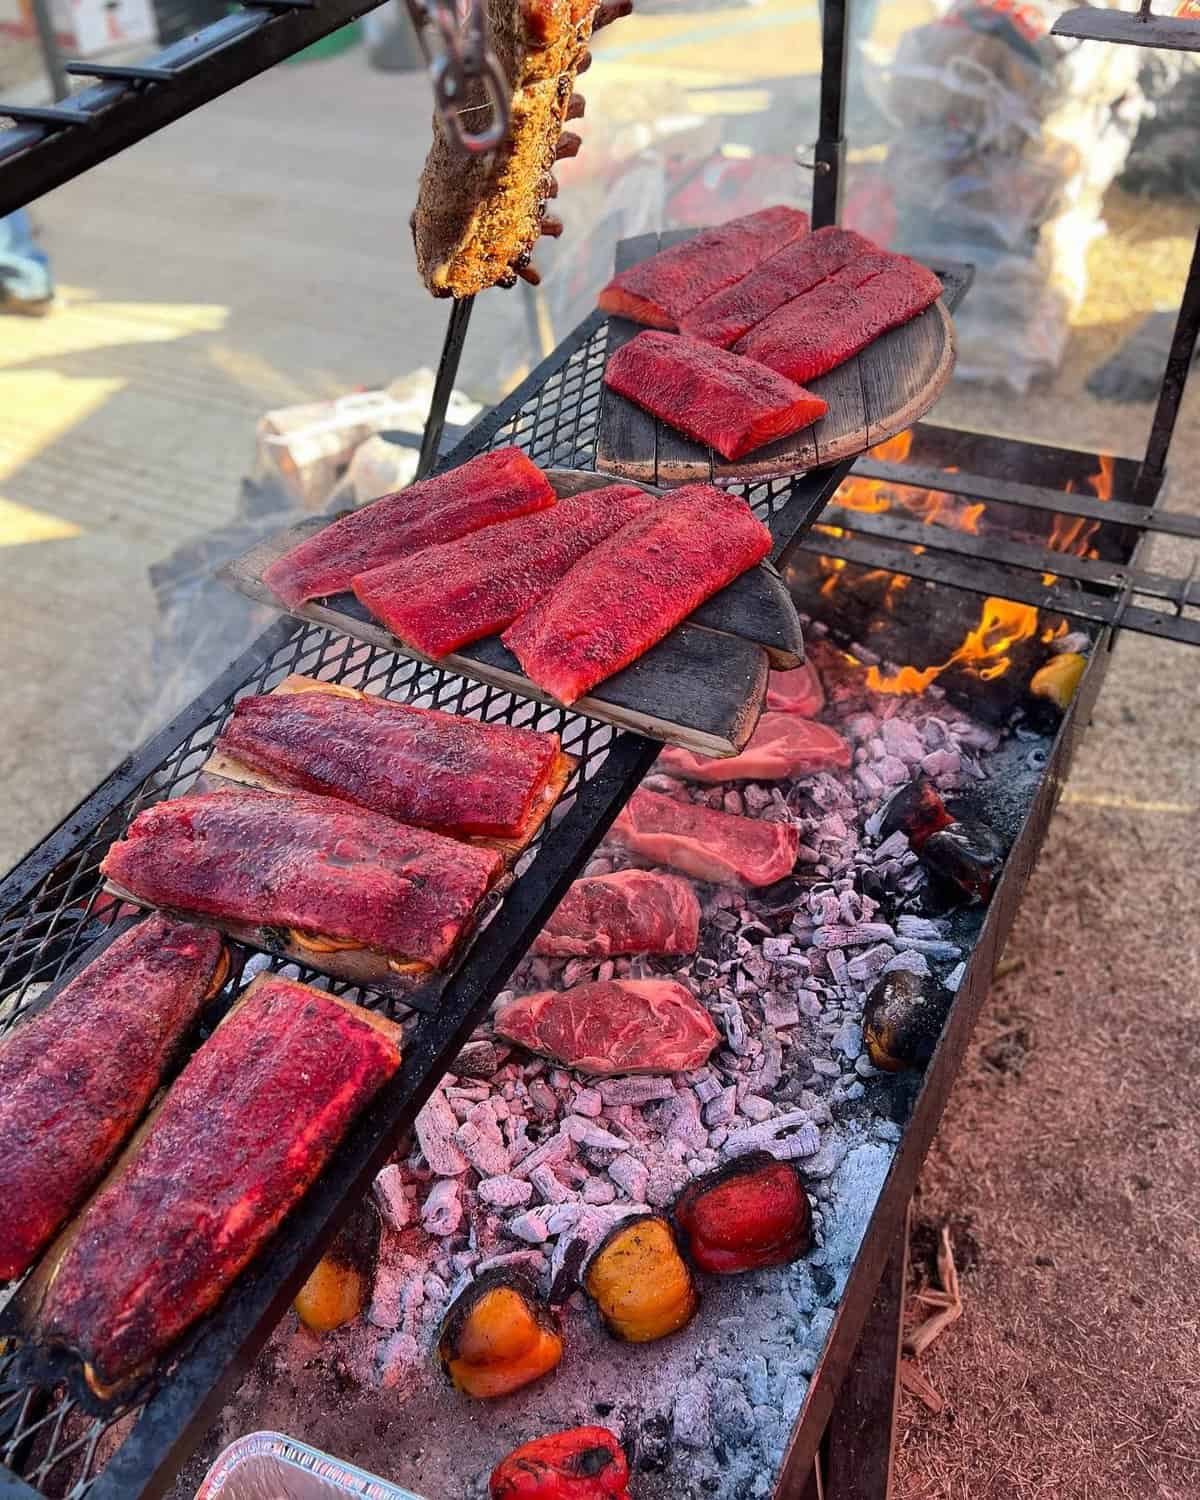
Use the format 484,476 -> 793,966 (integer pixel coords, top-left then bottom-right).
438,1272 -> 563,1399
584,1214 -> 698,1342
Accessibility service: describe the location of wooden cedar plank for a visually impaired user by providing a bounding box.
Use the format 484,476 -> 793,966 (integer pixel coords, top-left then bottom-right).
806,349 -> 870,468
594,232 -> 659,483
690,563 -> 803,667
861,299 -> 955,450
652,228 -> 714,486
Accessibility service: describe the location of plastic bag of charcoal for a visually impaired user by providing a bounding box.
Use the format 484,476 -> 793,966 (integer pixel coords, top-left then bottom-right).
877,0 -> 1147,392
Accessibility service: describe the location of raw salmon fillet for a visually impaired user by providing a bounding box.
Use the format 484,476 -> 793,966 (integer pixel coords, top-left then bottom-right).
657,713 -> 850,783
680,226 -> 872,348
496,978 -> 719,1074
0,915 -> 223,1284
604,331 -> 828,461
597,207 -> 809,330
352,483 -> 653,658
767,662 -> 825,716
609,787 -> 798,888
501,485 -> 773,704
262,447 -> 555,608
215,687 -> 563,840
101,787 -> 502,969
32,975 -> 400,1395
734,253 -> 942,384
532,870 -> 700,958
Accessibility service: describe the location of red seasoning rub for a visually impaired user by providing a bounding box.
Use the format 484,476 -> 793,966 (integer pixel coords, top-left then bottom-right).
352,483 -> 653,659
657,712 -> 850,783
214,683 -> 567,842
679,225 -> 872,348
0,916 -> 224,1284
597,206 -> 809,330
262,447 -> 555,608
502,485 -> 772,704
533,869 -> 700,959
734,252 -> 942,385
609,787 -> 798,888
603,331 -> 828,461
29,975 -> 401,1398
495,978 -> 719,1075
100,788 -> 502,971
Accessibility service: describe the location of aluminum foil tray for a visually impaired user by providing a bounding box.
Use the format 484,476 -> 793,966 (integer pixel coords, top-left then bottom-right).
195,1432 -> 429,1500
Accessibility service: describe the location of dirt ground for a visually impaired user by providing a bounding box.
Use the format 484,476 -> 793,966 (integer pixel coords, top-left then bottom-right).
892,191 -> 1200,1500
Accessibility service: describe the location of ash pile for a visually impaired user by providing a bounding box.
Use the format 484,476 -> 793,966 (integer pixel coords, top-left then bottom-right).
244,616 -> 1087,1499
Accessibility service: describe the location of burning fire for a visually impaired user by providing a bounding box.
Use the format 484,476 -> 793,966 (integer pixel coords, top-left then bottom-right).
866,597 -> 1040,695
832,430 -> 985,536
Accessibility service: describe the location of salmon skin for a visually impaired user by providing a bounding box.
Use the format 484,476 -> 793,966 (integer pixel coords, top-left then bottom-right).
262,448 -> 555,608
603,331 -> 827,461
597,207 -> 809,330
29,975 -> 400,1398
100,787 -> 502,969
609,787 -> 799,888
734,253 -> 942,384
533,870 -> 700,958
352,483 -> 654,659
501,485 -> 772,704
657,713 -> 850,783
215,688 -> 563,841
0,915 -> 223,1284
680,226 -> 872,348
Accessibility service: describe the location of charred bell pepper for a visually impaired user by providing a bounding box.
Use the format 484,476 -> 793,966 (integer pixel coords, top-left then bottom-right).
922,818 -> 1005,902
863,969 -> 952,1072
489,1427 -> 630,1500
673,1151 -> 812,1274
438,1269 -> 563,1398
1030,651 -> 1086,711
294,1205 -> 376,1333
583,1213 -> 698,1343
877,776 -> 954,853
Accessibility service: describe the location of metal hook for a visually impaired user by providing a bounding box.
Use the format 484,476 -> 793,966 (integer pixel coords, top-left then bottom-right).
405,0 -> 510,156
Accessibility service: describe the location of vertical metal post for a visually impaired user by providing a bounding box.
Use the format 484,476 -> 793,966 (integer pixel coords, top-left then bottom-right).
811,0 -> 850,229
29,0 -> 70,101
1135,219 -> 1200,504
415,295 -> 475,479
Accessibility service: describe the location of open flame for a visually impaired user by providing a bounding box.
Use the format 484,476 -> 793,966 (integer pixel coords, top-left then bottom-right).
832,430 -> 985,535
866,596 -> 1040,695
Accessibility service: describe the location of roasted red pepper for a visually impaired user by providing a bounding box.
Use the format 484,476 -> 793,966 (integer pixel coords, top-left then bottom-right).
673,1152 -> 812,1274
489,1427 -> 630,1500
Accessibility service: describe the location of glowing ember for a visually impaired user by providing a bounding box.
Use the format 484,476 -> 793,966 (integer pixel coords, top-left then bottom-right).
866,597 -> 1040,695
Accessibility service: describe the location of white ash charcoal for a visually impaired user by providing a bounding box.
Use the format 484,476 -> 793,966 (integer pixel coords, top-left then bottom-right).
717,1004 -> 750,1054
512,1127 -> 572,1179
662,1090 -> 709,1153
895,936 -> 961,960
760,936 -> 791,962
945,960 -> 967,991
376,1332 -> 422,1388
751,1036 -> 783,1094
673,1381 -> 713,1449
368,1245 -> 420,1329
562,959 -> 598,988
854,1054 -> 881,1079
921,748 -> 961,780
796,991 -> 823,1019
846,712 -> 878,740
451,1250 -> 478,1275
813,892 -> 841,925
584,854 -> 614,875
594,1074 -> 681,1110
571,1086 -> 603,1117
446,1095 -> 477,1122
644,1155 -> 688,1208
477,1175 -> 533,1210
557,1160 -> 591,1187
528,1080 -> 560,1119
604,1104 -> 639,1135
837,889 -> 862,925
734,969 -> 758,999
856,764 -> 885,798
799,1089 -> 833,1123
416,1091 -> 469,1176
738,1094 -> 774,1123
1053,630 -> 1090,655
724,1111 -> 820,1161
522,1058 -> 546,1078
826,950 -> 850,989
372,1165 -> 412,1232
709,1126 -> 728,1148
881,718 -> 926,760
454,1040 -> 501,1078
882,948 -> 929,978
455,1122 -> 511,1178
583,1177 -> 617,1204
952,721 -> 1001,752
811,1057 -> 841,1079
845,1081 -> 866,1101
608,1153 -> 650,1201
742,952 -> 772,986
846,943 -> 896,982
702,1085 -> 738,1128
867,736 -> 885,761
596,960 -> 616,982
762,995 -> 800,1029
506,1117 -> 533,1163
467,1099 -> 506,1138
693,956 -> 719,981
723,790 -> 744,815
564,1115 -> 627,1151
831,1022 -> 863,1058
790,913 -> 814,941
814,922 -> 896,950
529,1164 -> 570,1204
693,1073 -> 724,1105
422,1179 -> 463,1238
875,1119 -> 902,1142
803,1136 -> 849,1180
872,831 -> 911,863
710,909 -> 739,932
743,784 -> 772,812
508,1207 -> 554,1244
546,1069 -> 571,1091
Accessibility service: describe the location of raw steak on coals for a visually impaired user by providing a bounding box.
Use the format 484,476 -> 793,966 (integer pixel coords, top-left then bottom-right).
262,447 -> 555,608
608,787 -> 799,888
31,976 -> 400,1396
657,713 -> 850,783
0,915 -> 224,1283
603,331 -> 828,461
532,870 -> 700,958
680,226 -> 872,348
767,661 -> 825,716
495,979 -> 719,1075
352,484 -> 653,658
215,686 -> 565,841
101,788 -> 502,970
597,206 -> 809,330
735,253 -> 942,385
502,486 -> 773,704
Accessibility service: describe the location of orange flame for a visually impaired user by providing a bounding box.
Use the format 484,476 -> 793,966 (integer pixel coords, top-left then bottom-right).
866,597 -> 1040,695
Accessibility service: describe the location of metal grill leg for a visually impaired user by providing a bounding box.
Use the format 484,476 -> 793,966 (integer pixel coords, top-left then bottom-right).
415,295 -> 475,480
1135,219 -> 1200,503
811,0 -> 849,228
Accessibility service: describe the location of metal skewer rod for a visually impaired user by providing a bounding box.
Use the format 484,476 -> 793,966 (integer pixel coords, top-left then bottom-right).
416,295 -> 475,479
